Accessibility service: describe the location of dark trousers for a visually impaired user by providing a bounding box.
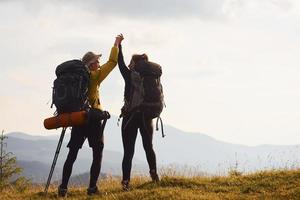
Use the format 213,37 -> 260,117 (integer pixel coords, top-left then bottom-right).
121,112 -> 157,181
60,120 -> 104,189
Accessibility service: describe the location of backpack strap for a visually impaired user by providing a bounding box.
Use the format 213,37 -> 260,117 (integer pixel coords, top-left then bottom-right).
117,114 -> 121,127
78,76 -> 82,97
156,116 -> 165,138
51,87 -> 54,108
117,99 -> 129,126
140,112 -> 165,138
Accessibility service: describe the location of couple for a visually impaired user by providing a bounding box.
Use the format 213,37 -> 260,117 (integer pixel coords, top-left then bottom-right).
58,34 -> 160,197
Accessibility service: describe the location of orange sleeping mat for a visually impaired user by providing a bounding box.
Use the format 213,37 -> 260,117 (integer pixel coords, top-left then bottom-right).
44,111 -> 88,130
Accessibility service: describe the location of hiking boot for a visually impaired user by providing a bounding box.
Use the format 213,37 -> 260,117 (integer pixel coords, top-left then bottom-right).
150,169 -> 159,182
87,186 -> 100,196
58,185 -> 67,197
121,180 -> 130,191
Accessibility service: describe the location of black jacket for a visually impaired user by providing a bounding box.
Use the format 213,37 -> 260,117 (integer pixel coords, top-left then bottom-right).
118,45 -> 132,102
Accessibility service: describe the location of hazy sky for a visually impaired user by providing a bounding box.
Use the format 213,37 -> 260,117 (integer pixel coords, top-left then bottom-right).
1,0 -> 300,145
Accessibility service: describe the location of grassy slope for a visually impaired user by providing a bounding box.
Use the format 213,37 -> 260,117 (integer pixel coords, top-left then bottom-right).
1,169 -> 300,200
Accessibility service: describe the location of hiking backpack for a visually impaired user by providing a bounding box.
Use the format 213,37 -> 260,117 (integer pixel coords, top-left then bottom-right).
51,60 -> 90,114
126,60 -> 165,119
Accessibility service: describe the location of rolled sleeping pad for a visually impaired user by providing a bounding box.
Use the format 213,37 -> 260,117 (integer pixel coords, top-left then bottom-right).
44,111 -> 88,130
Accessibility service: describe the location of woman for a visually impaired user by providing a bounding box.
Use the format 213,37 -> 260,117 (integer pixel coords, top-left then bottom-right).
58,34 -> 123,197
118,35 -> 159,191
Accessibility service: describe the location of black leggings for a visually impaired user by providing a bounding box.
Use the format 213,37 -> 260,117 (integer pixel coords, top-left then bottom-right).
121,112 -> 157,181
60,145 -> 104,188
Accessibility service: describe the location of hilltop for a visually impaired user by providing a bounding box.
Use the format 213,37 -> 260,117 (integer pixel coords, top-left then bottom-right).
1,169 -> 300,200
5,125 -> 300,182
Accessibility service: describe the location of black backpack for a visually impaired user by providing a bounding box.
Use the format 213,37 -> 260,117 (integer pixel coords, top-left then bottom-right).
51,60 -> 90,114
127,61 -> 164,119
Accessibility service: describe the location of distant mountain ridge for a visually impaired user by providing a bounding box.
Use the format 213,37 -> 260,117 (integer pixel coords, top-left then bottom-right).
7,132 -> 58,141
4,115 -> 300,183
5,130 -> 147,183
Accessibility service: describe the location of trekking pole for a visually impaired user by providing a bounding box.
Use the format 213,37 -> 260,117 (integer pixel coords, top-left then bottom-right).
44,127 -> 67,195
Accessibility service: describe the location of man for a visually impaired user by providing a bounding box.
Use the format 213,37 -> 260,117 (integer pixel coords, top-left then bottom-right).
58,35 -> 123,197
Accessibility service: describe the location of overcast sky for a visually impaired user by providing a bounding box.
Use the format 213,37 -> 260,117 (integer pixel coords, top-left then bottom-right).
1,0 -> 300,145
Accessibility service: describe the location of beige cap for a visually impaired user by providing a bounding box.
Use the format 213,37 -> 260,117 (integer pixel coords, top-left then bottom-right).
82,51 -> 102,66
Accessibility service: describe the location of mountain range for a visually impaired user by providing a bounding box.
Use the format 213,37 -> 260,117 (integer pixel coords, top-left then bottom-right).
4,115 -> 300,183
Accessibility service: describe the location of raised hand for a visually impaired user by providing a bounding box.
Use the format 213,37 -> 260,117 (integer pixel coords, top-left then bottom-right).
114,33 -> 124,47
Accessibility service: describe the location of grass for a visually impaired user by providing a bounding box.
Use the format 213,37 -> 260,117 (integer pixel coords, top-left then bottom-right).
1,169 -> 300,200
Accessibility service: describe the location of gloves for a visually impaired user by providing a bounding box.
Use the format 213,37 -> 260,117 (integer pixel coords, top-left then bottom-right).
102,111 -> 111,119
88,109 -> 110,123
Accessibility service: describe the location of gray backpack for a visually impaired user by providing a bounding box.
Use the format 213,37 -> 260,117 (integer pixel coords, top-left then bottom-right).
119,61 -> 165,137
127,61 -> 164,119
